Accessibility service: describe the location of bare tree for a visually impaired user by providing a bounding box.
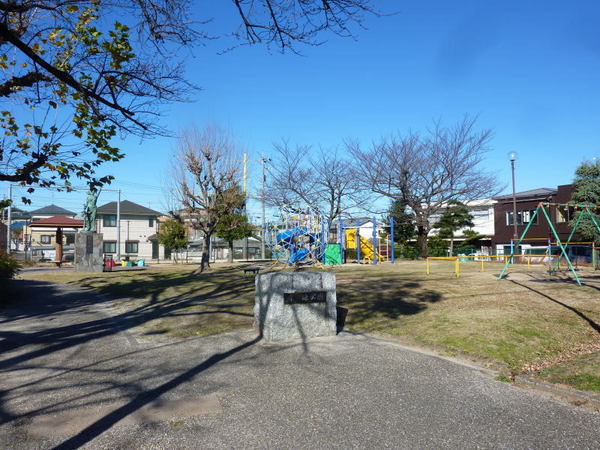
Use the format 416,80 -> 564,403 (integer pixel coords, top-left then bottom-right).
230,0 -> 379,52
0,0 -> 379,193
266,141 -> 361,228
172,125 -> 243,272
348,117 -> 499,257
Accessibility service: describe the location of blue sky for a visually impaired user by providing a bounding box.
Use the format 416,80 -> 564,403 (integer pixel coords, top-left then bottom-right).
5,0 -> 600,218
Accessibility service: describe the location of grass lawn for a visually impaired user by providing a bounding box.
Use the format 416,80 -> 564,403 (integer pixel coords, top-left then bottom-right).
18,260 -> 600,393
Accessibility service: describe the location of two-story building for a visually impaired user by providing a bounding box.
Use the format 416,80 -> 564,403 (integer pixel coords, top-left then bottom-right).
96,200 -> 167,261
491,185 -> 575,255
428,199 -> 495,250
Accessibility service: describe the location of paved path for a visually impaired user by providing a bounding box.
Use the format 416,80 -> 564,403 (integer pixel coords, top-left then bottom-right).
1,280 -> 599,449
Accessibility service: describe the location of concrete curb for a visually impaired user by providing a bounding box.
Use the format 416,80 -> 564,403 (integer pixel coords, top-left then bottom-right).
514,374 -> 600,412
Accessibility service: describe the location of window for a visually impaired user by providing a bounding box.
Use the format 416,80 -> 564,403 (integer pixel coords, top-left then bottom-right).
148,216 -> 155,227
103,214 -> 117,227
125,241 -> 138,253
556,206 -> 573,223
66,233 -> 75,245
103,241 -> 116,253
506,210 -> 538,226
41,235 -> 51,244
524,210 -> 538,225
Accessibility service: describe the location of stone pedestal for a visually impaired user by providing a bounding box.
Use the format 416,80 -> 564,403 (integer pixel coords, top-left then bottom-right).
75,231 -> 104,272
254,272 -> 337,342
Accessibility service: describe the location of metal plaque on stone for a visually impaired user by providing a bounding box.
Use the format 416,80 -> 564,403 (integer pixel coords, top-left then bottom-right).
284,291 -> 327,305
86,234 -> 93,254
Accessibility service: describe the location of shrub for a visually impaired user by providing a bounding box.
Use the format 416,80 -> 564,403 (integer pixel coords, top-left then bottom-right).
0,251 -> 21,280
401,246 -> 420,260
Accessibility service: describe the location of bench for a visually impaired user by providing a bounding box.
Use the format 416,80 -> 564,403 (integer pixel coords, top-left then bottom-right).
243,266 -> 261,276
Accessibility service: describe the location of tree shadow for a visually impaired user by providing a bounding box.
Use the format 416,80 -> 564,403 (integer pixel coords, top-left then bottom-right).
0,270 -> 254,368
337,278 -> 442,327
51,336 -> 261,450
0,267 -> 441,448
509,279 -> 600,334
0,275 -> 265,448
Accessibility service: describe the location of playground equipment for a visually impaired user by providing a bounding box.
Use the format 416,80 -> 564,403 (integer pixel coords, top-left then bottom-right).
340,216 -> 393,264
498,202 -> 600,286
265,206 -> 326,266
345,228 -> 385,263
265,210 -> 399,266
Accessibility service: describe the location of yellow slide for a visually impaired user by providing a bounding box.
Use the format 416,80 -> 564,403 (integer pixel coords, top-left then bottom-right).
345,229 -> 385,263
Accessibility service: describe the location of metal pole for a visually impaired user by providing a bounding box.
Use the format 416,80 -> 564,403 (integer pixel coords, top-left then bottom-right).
372,216 -> 377,265
339,218 -> 344,263
390,216 -> 395,264
116,189 -> 121,261
511,158 -> 518,241
243,153 -> 248,195
321,217 -> 326,264
356,227 -> 361,263
261,156 -> 266,260
6,184 -> 12,253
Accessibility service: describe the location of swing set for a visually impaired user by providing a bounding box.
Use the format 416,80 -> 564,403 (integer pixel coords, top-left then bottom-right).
498,202 -> 600,286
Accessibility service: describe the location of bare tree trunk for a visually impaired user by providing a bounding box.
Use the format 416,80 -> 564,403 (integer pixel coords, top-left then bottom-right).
200,234 -> 211,272
449,236 -> 454,256
228,240 -> 234,263
417,226 -> 428,258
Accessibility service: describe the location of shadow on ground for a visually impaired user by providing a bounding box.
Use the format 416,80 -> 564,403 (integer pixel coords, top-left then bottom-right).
0,267 -> 447,448
0,269 -> 254,365
0,275 -> 262,449
337,277 -> 442,327
509,279 -> 600,334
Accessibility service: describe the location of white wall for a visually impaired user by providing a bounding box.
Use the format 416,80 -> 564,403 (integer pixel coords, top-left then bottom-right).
428,199 -> 495,239
96,214 -> 165,260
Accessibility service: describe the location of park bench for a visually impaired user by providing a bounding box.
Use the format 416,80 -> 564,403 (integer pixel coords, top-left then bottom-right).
243,266 -> 262,276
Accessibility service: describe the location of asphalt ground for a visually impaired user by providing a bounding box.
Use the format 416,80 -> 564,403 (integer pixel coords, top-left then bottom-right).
1,280 -> 599,449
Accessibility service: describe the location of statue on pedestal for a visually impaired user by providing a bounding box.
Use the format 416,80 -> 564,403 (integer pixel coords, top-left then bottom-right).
83,188 -> 100,232
76,188 -> 104,272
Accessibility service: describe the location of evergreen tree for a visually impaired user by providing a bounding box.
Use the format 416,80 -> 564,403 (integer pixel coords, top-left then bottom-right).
570,160 -> 600,241
460,229 -> 486,248
388,199 -> 415,244
158,219 -> 188,263
215,213 -> 255,262
433,201 -> 474,255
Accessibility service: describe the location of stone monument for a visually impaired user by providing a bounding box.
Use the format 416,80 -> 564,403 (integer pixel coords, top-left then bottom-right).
254,271 -> 337,342
75,189 -> 104,272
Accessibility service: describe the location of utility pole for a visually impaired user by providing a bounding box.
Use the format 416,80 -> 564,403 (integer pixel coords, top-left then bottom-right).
6,184 -> 12,253
243,153 -> 248,195
116,189 -> 121,260
261,156 -> 267,259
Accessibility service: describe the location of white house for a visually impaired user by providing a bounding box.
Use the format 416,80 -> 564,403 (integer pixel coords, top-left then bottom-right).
428,199 -> 495,248
96,200 -> 167,261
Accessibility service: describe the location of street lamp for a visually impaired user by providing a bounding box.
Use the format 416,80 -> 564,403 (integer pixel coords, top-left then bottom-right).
508,152 -> 518,243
